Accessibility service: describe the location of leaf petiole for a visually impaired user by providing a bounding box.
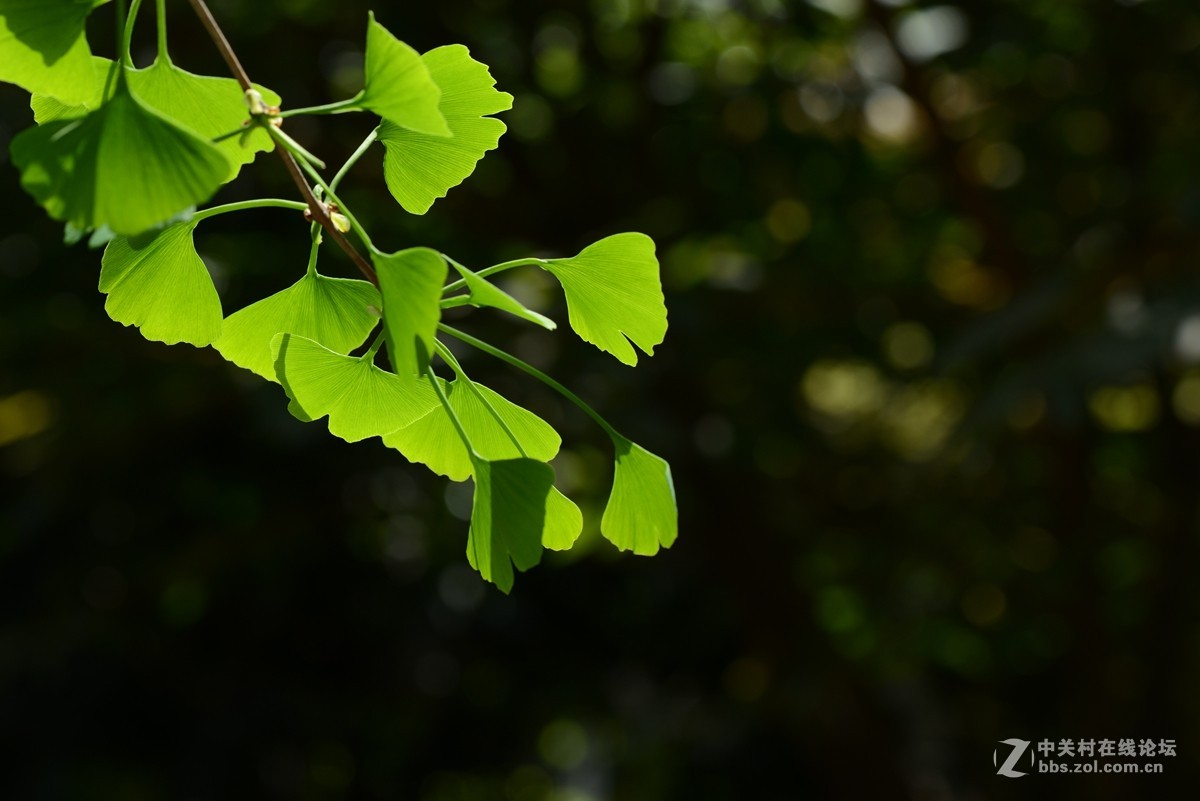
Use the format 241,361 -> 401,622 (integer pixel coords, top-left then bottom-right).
442,257 -> 545,293
291,152 -> 373,252
268,126 -> 327,170
191,198 -> 309,223
331,129 -> 379,193
279,96 -> 364,119
428,370 -> 479,461
433,340 -> 528,457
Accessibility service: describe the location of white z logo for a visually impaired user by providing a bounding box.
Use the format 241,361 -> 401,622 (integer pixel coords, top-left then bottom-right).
994,738 -> 1032,778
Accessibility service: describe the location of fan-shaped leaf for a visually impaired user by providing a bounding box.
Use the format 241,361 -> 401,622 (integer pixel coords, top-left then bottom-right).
99,221 -> 221,346
374,247 -> 447,378
379,44 -> 512,214
0,0 -> 108,103
10,81 -> 230,235
215,273 -> 380,382
383,380 -> 560,481
601,437 -> 678,556
467,457 -> 552,593
447,260 -> 555,330
541,233 -> 667,366
272,333 -> 440,443
356,13 -> 447,136
543,488 -> 583,551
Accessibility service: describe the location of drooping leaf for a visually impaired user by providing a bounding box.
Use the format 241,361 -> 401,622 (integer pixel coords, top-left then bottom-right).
379,44 -> 513,214
447,260 -> 555,330
374,247 -> 446,377
215,273 -> 380,382
541,233 -> 668,366
355,13 -> 448,136
383,380 -> 560,481
543,488 -> 584,551
127,59 -> 280,182
271,333 -> 439,443
467,457 -> 553,593
10,81 -> 230,235
0,0 -> 109,103
601,437 -> 678,556
99,221 -> 222,346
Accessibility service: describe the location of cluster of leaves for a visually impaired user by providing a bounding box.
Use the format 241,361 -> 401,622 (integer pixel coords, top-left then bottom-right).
0,0 -> 677,591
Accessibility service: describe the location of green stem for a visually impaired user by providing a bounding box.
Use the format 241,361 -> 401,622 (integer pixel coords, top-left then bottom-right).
428,371 -> 478,460
122,0 -> 144,67
364,331 -> 386,361
438,324 -> 622,442
331,129 -> 378,194
279,96 -> 363,119
442,258 -> 546,293
305,224 -> 322,277
192,198 -> 309,222
433,340 -> 528,457
291,150 -> 373,252
440,295 -> 473,310
155,0 -> 169,61
268,126 -> 327,170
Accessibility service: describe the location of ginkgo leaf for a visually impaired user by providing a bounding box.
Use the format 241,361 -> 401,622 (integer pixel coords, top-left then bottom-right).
215,273 -> 380,382
0,0 -> 109,104
374,247 -> 446,377
467,457 -> 552,593
10,80 -> 230,235
29,55 -> 109,121
355,13 -> 448,136
99,221 -> 222,346
542,487 -> 583,551
272,333 -> 440,443
383,380 -> 560,481
379,44 -> 513,214
447,260 -> 555,330
127,59 -> 279,182
541,233 -> 668,366
601,437 -> 678,556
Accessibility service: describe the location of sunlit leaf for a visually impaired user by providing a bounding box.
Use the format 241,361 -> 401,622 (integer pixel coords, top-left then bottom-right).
215,272 -> 380,382
542,487 -> 583,551
541,233 -> 667,366
356,13 -> 448,136
10,81 -> 230,235
379,44 -> 512,214
0,0 -> 109,103
467,457 -> 552,593
374,247 -> 446,377
99,221 -> 222,346
447,260 -> 555,330
272,333 -> 439,443
601,437 -> 678,556
383,380 -> 560,481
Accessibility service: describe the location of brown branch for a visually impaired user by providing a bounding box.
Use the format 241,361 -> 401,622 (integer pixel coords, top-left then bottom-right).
185,0 -> 378,285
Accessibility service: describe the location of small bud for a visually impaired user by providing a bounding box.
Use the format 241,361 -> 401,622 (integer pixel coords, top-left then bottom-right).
245,89 -> 269,116
330,212 -> 351,233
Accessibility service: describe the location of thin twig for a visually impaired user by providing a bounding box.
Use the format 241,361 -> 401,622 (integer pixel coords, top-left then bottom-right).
185,0 -> 378,285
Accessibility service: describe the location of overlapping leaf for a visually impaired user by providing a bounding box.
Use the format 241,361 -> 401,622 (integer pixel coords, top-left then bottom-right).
379,44 -> 513,214
99,221 -> 222,346
541,233 -> 668,366
467,457 -> 553,593
216,273 -> 380,382
601,437 -> 678,556
272,334 -> 439,443
10,81 -> 230,235
543,487 -> 584,551
355,13 -> 447,136
447,261 -> 555,330
383,380 -> 560,481
0,0 -> 108,103
374,247 -> 447,377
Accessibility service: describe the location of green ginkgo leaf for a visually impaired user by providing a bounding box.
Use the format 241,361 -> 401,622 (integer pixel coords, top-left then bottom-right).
379,44 -> 513,214
215,273 -> 380,382
467,457 -> 553,593
272,333 -> 440,443
355,13 -> 448,136
10,80 -> 230,235
374,247 -> 447,378
99,221 -> 222,347
446,260 -> 555,330
601,437 -> 678,556
383,380 -> 560,481
541,233 -> 668,366
543,488 -> 584,551
0,0 -> 108,103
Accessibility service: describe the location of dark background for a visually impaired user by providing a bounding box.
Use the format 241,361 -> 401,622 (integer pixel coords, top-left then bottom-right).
2,0 -> 1199,798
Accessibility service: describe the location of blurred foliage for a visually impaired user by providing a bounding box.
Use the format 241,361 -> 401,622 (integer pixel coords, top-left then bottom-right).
2,0 -> 1200,798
